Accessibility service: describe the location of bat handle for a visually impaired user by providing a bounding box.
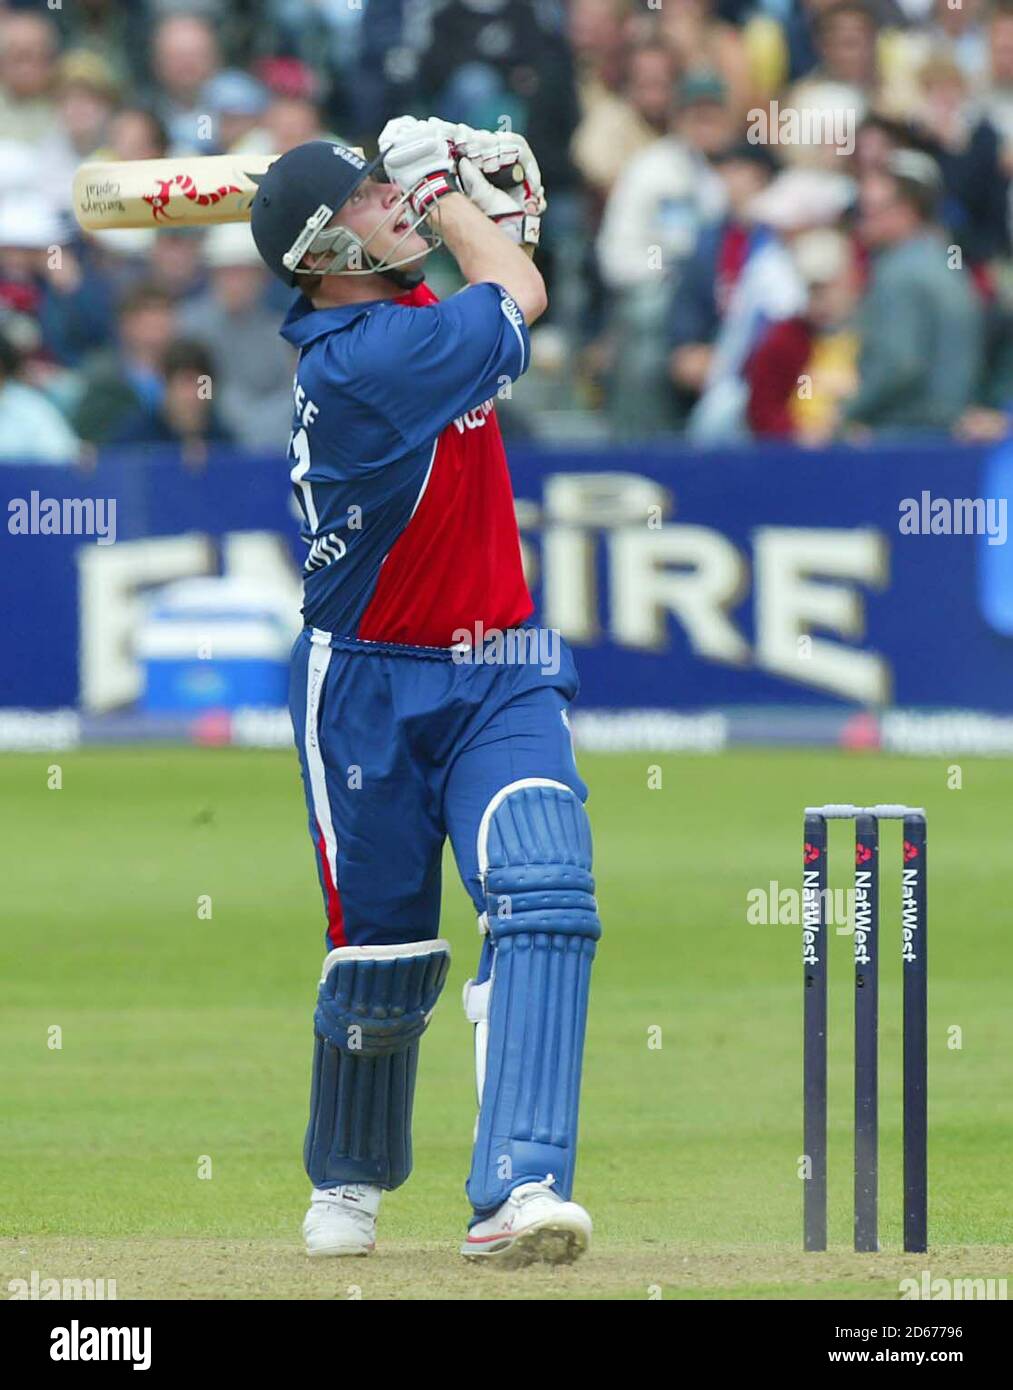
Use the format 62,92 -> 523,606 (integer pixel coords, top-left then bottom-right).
380,156 -> 524,194
485,162 -> 525,192
446,143 -> 524,192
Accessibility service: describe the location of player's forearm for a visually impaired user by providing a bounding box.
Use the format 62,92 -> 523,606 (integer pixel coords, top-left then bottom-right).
431,192 -> 547,325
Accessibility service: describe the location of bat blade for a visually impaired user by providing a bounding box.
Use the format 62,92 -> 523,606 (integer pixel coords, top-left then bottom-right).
72,154 -> 278,231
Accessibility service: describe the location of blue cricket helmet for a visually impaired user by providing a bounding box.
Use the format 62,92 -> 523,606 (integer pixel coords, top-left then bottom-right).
250,140 -> 384,287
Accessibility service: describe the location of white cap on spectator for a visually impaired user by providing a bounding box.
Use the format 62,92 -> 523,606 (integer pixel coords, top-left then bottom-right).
792,80 -> 867,127
748,169 -> 854,232
204,220 -> 263,268
0,194 -> 65,249
792,228 -> 850,285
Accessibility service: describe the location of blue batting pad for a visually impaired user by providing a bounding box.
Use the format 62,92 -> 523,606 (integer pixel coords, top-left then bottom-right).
305,941 -> 450,1190
466,781 -> 601,1215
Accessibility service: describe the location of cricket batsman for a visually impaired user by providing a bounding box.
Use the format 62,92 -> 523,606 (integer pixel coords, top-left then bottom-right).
250,117 -> 601,1265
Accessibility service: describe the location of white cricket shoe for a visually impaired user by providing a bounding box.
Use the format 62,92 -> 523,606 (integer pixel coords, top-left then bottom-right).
460,1175 -> 592,1265
303,1183 -> 381,1257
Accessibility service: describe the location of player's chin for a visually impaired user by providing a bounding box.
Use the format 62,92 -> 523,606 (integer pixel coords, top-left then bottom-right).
397,228 -> 430,262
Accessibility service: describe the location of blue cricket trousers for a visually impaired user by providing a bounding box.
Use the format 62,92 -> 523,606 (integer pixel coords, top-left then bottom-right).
289,627 -> 586,947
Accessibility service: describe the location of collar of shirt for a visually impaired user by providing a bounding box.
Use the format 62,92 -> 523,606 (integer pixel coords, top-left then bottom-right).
280,282 -> 439,348
279,293 -> 377,348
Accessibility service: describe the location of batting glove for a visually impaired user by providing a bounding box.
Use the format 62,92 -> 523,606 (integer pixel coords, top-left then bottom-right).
454,128 -> 547,218
422,116 -> 477,146
457,156 -> 541,248
379,115 -> 459,217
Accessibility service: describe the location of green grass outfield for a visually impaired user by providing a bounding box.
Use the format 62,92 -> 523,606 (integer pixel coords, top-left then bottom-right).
1,746 -> 1010,1300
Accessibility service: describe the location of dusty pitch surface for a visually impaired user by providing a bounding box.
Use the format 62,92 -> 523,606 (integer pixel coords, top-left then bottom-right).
3,1238 -> 1009,1300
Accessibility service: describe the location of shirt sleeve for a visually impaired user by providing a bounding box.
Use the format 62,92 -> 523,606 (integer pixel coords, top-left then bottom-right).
351,282 -> 531,447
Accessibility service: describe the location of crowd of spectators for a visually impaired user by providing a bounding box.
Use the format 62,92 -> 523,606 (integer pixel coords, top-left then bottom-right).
2,0 -> 1013,460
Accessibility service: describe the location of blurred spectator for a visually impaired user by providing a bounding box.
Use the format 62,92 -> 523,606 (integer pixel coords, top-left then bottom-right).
547,0 -> 630,332
261,0 -> 364,136
915,55 -> 1010,267
682,149 -> 809,440
597,71 -> 731,434
774,0 -> 827,84
854,111 -> 925,175
237,59 -> 332,154
976,1 -> 1013,158
147,230 -> 209,307
55,51 -> 120,163
855,96 -> 1009,270
669,144 -> 780,416
598,73 -> 731,290
53,0 -> 152,83
570,0 -> 629,97
72,283 -> 175,444
777,0 -> 905,89
0,149 -> 57,340
0,327 -> 79,464
410,0 -> 581,197
178,221 -> 296,450
933,0 -> 989,78
201,68 -> 269,152
45,50 -> 122,213
740,4 -> 793,103
41,238 -> 119,373
112,338 -> 233,453
842,149 -> 982,435
748,164 -> 856,233
884,0 -> 989,102
0,184 -> 114,372
572,40 -> 677,203
104,106 -> 170,162
262,95 -> 330,155
0,10 -> 61,146
625,40 -> 680,138
354,0 -> 412,140
152,13 -> 222,152
658,0 -> 755,121
745,227 -> 860,439
782,0 -> 882,167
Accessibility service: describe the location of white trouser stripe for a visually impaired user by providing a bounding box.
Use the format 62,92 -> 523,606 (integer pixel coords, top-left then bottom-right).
305,637 -> 337,887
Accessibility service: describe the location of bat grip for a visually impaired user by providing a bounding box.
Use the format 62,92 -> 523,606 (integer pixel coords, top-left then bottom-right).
446,143 -> 524,192
380,156 -> 523,194
485,163 -> 525,192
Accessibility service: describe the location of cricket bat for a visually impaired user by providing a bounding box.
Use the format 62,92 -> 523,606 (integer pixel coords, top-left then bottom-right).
73,154 -> 281,231
72,150 -> 526,232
